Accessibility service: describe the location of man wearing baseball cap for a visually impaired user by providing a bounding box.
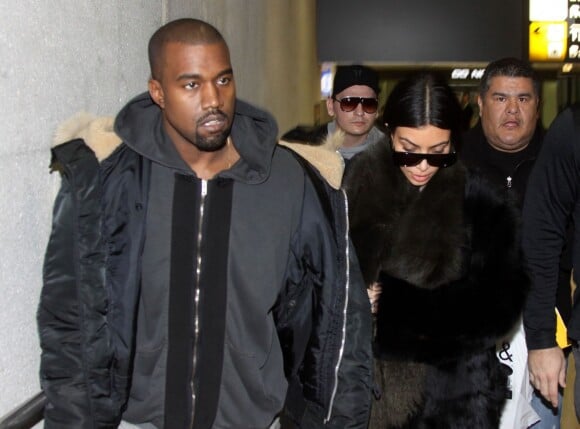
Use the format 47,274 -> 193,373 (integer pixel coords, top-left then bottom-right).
282,65 -> 384,163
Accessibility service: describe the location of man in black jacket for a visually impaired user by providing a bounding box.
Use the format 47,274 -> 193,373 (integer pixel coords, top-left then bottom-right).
460,57 -> 570,427
37,18 -> 372,429
461,57 -> 543,208
523,105 -> 580,422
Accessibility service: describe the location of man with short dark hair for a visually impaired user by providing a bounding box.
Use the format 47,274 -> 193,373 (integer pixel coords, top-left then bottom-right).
282,64 -> 384,163
461,57 -> 542,206
461,57 -> 569,429
37,18 -> 372,429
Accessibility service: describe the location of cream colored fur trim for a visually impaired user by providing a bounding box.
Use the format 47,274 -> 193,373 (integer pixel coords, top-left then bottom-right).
279,130 -> 345,190
52,112 -> 122,162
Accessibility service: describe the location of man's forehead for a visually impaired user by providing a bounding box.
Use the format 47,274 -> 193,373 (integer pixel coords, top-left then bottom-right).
489,76 -> 534,90
162,42 -> 231,66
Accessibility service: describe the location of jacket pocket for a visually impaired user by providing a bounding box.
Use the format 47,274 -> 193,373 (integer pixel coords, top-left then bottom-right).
225,326 -> 287,412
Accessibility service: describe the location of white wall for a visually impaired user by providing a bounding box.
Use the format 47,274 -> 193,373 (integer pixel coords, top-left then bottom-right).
175,0 -> 320,134
0,0 -> 318,419
0,1 -> 160,417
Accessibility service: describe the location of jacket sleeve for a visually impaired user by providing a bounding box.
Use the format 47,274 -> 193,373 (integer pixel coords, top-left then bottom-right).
37,155 -> 92,428
523,107 -> 580,349
276,175 -> 372,428
37,141 -> 118,429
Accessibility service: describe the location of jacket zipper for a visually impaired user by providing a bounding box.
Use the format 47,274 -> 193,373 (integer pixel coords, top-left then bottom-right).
325,189 -> 350,423
191,179 -> 207,428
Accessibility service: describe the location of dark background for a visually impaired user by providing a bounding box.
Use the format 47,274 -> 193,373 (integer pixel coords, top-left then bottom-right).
316,0 -> 527,63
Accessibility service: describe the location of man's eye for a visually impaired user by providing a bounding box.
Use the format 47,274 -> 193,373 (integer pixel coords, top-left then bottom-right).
217,77 -> 231,86
185,82 -> 198,90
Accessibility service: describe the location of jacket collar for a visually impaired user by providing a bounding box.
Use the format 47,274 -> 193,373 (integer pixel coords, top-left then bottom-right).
52,112 -> 121,162
279,130 -> 345,190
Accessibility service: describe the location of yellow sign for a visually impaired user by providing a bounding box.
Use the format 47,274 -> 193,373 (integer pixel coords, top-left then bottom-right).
529,21 -> 567,61
556,308 -> 571,349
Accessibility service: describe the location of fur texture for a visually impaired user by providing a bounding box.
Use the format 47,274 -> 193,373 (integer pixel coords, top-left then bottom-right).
53,112 -> 121,162
343,137 -> 528,428
54,113 -> 345,188
279,129 -> 345,190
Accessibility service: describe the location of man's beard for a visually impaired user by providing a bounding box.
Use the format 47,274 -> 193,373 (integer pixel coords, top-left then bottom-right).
194,129 -> 230,152
194,111 -> 231,152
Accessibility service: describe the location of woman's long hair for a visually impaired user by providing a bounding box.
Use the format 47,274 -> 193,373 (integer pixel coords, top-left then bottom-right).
383,72 -> 463,149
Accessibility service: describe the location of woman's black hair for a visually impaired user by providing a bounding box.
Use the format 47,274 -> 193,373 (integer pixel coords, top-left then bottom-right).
383,72 -> 463,149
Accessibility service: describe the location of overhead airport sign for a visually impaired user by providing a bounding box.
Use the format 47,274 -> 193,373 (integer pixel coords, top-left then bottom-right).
529,0 -> 580,61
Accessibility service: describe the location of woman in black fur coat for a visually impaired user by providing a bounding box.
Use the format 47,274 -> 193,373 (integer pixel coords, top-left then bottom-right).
343,72 -> 529,429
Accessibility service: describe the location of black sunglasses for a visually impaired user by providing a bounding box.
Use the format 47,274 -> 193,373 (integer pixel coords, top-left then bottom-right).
333,96 -> 379,114
392,151 -> 457,168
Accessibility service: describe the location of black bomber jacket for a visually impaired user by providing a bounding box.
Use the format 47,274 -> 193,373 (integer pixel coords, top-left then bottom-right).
37,100 -> 372,429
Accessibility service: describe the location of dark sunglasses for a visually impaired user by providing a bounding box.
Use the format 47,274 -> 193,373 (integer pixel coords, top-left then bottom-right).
333,96 -> 379,114
392,151 -> 457,168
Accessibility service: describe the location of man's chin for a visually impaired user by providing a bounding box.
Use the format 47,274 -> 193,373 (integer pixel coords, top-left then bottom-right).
345,126 -> 373,136
195,132 -> 229,152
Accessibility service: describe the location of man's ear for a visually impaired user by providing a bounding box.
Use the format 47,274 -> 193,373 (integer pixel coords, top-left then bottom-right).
148,79 -> 165,108
326,97 -> 335,117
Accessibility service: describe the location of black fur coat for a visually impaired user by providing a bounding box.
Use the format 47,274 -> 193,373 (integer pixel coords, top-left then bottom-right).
343,138 -> 529,429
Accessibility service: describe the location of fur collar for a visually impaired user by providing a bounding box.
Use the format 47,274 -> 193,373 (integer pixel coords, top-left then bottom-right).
53,112 -> 121,162
379,162 -> 467,288
279,130 -> 345,190
344,138 -> 467,286
346,137 -> 528,427
55,111 -> 346,189
54,112 -> 346,190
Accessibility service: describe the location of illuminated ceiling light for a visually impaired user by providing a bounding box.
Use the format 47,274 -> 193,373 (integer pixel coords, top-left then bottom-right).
562,63 -> 573,73
530,0 -> 567,21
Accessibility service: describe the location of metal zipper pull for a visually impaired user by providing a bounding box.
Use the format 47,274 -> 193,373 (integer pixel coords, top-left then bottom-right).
506,176 -> 512,188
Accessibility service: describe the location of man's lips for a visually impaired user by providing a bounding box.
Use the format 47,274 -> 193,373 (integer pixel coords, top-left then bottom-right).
502,120 -> 520,129
199,114 -> 227,131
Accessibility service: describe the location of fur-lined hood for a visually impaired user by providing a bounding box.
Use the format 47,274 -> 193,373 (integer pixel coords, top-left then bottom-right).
344,137 -> 468,287
52,112 -> 121,162
280,130 -> 345,190
52,109 -> 345,188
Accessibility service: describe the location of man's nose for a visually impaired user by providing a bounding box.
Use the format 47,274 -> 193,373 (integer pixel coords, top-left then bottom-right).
353,102 -> 365,115
201,84 -> 221,109
506,98 -> 519,114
